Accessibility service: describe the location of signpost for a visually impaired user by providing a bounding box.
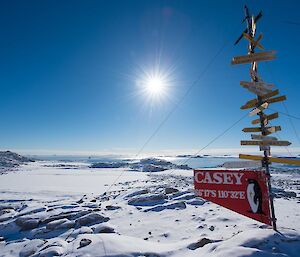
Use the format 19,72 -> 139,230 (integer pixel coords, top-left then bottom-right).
193,5 -> 300,231
232,5 -> 300,230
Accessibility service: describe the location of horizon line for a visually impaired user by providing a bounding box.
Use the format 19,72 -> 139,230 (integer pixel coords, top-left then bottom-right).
2,147 -> 300,157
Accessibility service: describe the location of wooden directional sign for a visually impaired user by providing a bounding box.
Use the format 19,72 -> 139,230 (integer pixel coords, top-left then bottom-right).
252,112 -> 278,125
241,98 -> 258,110
239,154 -> 300,166
261,89 -> 280,100
244,91 -> 279,109
251,134 -> 278,141
267,95 -> 286,104
241,92 -> 283,110
266,140 -> 291,146
232,51 -> 276,65
240,81 -> 274,91
243,86 -> 270,96
240,81 -> 274,96
242,127 -> 261,132
243,125 -> 281,134
249,102 -> 268,116
239,154 -> 272,163
265,126 -> 281,135
251,114 -> 269,126
253,34 -> 264,50
243,32 -> 264,50
241,140 -> 291,146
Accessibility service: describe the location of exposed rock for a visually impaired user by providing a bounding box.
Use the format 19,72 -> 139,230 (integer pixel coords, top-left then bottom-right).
90,158 -> 192,172
144,201 -> 186,212
273,188 -> 297,198
15,217 -> 39,230
128,194 -> 167,206
19,239 -> 44,257
78,226 -> 94,234
0,151 -> 34,173
41,209 -> 83,224
142,164 -> 167,172
78,238 -> 92,248
125,189 -> 149,198
165,187 -> 179,194
75,213 -> 109,227
187,238 -> 212,250
105,205 -> 121,211
56,220 -> 75,229
209,225 -> 215,231
46,218 -> 69,230
90,162 -> 128,168
37,246 -> 64,257
0,151 -> 34,164
187,199 -> 206,206
93,224 -> 115,233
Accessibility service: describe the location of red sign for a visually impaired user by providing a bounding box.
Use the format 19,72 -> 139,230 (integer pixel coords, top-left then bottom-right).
194,169 -> 271,225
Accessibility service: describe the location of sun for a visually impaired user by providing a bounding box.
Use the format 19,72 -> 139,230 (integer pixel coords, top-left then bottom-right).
133,65 -> 176,108
145,75 -> 166,96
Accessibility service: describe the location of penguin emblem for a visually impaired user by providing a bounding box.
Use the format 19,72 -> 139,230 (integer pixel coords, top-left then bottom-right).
247,179 -> 263,214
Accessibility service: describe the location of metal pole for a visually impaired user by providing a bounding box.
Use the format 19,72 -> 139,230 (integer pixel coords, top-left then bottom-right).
264,152 -> 277,230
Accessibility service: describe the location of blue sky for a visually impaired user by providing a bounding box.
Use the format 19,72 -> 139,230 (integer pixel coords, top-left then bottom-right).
1,0 -> 300,155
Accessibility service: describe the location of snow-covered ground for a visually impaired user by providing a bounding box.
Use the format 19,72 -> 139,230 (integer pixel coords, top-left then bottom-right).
0,159 -> 299,256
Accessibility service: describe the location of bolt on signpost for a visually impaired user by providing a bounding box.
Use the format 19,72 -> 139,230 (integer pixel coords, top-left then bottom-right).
194,6 -> 300,232
232,5 -> 300,230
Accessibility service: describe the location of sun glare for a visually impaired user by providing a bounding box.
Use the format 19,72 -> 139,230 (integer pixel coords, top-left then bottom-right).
145,76 -> 166,96
133,65 -> 176,108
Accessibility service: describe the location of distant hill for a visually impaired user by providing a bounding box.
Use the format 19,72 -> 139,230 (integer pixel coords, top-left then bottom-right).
0,151 -> 34,173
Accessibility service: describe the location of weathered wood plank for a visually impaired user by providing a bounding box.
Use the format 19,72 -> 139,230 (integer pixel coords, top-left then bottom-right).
239,154 -> 300,166
251,134 -> 278,141
241,91 -> 283,110
240,81 -> 274,90
249,102 -> 268,116
241,140 -> 291,146
232,51 -> 276,65
267,95 -> 286,104
252,112 -> 278,125
265,126 -> 281,135
243,33 -> 264,50
242,127 -> 261,132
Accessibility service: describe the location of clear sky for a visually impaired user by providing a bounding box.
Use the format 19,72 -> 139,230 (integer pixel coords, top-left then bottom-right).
1,0 -> 300,155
